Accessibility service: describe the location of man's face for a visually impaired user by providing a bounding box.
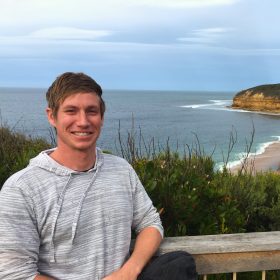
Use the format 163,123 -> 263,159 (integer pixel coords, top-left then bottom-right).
47,92 -> 104,153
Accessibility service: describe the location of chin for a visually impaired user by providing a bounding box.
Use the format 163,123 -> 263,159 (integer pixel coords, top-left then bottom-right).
74,144 -> 96,152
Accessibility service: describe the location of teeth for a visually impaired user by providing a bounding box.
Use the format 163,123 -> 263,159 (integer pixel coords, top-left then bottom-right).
73,132 -> 91,136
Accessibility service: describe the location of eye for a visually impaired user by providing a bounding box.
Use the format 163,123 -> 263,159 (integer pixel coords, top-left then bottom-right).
64,109 -> 76,114
88,108 -> 99,115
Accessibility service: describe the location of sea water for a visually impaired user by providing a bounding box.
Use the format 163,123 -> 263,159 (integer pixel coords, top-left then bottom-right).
1,87 -> 280,168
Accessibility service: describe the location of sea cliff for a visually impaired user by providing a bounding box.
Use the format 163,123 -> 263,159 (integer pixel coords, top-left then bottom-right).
231,83 -> 280,113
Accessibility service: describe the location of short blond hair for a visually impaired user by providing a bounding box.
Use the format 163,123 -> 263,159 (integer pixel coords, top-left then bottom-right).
46,72 -> 105,118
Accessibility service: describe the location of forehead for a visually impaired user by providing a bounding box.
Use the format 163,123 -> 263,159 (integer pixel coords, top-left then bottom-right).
60,92 -> 100,106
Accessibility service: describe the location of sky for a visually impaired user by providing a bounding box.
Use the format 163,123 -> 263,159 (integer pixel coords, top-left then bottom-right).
0,0 -> 280,91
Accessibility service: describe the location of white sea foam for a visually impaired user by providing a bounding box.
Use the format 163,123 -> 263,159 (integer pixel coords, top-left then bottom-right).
181,103 -> 212,109
216,152 -> 247,171
180,99 -> 232,110
221,136 -> 280,171
209,99 -> 232,105
180,99 -> 280,115
254,136 -> 280,156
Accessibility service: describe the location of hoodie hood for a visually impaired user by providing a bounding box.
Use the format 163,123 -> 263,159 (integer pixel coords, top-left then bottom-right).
29,147 -> 103,175
29,147 -> 104,263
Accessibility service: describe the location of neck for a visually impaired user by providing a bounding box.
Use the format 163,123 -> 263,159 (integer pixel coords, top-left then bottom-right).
50,147 -> 97,171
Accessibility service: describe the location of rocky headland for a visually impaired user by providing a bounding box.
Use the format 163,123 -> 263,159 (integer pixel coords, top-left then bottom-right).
231,83 -> 280,113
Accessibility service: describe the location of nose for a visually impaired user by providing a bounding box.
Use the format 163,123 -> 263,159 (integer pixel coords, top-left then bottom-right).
77,111 -> 90,127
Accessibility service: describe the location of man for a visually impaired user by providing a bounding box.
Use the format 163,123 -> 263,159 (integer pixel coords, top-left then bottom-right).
0,72 -> 196,279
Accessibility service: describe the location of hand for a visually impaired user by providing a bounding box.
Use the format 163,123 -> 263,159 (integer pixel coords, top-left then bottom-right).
102,227 -> 162,280
102,266 -> 139,280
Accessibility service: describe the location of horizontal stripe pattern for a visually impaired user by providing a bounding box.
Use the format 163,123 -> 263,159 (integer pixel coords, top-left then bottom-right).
0,148 -> 163,280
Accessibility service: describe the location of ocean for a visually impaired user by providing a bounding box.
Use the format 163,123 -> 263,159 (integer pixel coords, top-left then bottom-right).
1,87 -> 280,169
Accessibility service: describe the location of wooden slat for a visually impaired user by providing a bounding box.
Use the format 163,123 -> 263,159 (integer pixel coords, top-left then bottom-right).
194,251 -> 280,275
151,231 -> 280,275
156,231 -> 280,255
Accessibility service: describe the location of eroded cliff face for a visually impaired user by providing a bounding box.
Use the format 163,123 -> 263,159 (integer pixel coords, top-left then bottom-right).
232,85 -> 280,113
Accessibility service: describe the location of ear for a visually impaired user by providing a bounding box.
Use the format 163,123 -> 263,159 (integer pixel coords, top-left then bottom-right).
46,108 -> 56,127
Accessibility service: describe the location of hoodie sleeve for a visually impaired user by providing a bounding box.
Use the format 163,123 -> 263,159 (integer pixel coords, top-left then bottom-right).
129,167 -> 164,238
0,179 -> 40,280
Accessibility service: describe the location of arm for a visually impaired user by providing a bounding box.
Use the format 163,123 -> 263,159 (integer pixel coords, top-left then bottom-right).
0,180 -> 41,279
103,166 -> 163,280
102,226 -> 162,280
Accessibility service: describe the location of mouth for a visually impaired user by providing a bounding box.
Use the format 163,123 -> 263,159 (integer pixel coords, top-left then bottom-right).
72,132 -> 92,136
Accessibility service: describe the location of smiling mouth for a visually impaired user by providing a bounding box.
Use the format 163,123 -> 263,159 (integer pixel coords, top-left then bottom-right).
72,132 -> 92,136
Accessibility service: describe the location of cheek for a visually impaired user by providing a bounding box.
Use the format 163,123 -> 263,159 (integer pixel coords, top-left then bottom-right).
55,120 -> 73,131
91,116 -> 103,127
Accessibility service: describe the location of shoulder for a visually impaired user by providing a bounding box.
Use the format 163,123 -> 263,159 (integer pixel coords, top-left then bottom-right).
101,151 -> 132,169
1,164 -> 42,196
3,166 -> 33,188
0,166 -> 37,209
99,151 -> 141,184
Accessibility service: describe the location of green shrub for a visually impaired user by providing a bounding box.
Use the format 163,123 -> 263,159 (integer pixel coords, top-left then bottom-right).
0,125 -> 51,188
115,126 -> 280,236
132,151 -> 247,236
133,153 -> 280,236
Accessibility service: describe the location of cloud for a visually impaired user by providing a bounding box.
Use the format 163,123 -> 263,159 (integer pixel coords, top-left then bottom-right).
0,0 -> 240,28
0,1 -> 124,27
29,27 -> 112,41
178,27 -> 233,44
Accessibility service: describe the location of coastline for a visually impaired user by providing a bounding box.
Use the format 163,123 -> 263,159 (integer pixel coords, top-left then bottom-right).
229,106 -> 280,116
230,141 -> 280,173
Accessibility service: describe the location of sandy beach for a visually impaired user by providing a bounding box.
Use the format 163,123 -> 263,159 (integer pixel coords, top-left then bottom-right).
230,141 -> 280,173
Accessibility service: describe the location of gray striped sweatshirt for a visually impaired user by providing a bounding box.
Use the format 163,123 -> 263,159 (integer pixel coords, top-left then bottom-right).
0,148 -> 163,280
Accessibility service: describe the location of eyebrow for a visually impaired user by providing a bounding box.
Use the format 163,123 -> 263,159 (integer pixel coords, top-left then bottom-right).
62,105 -> 100,110
62,105 -> 77,110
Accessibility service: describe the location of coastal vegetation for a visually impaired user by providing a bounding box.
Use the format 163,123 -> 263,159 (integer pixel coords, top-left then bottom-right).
0,125 -> 51,187
235,83 -> 280,98
117,129 -> 280,237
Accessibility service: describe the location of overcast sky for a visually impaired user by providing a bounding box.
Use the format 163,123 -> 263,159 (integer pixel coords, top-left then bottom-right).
0,0 -> 279,91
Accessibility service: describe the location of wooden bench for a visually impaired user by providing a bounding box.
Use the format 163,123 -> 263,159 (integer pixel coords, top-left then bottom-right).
155,231 -> 280,279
